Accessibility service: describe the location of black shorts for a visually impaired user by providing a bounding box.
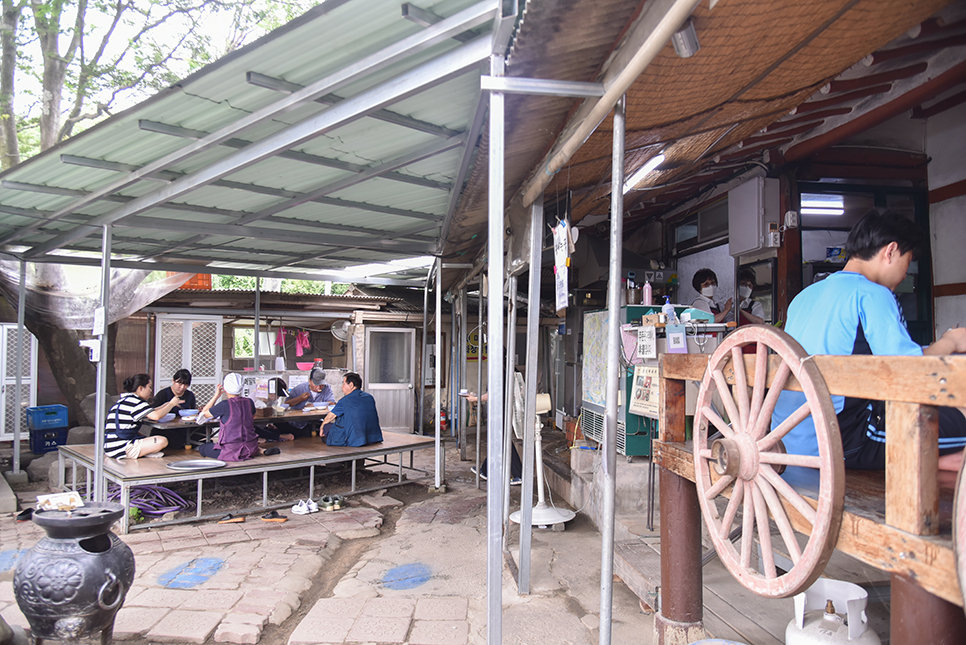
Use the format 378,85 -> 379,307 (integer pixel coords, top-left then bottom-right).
841,403 -> 966,470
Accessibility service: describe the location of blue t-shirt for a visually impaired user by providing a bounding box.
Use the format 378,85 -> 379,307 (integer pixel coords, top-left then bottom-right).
326,389 -> 383,447
771,271 -> 922,457
286,381 -> 336,429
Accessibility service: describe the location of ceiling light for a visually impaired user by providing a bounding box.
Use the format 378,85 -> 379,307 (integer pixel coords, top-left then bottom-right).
801,193 -> 844,215
623,154 -> 665,194
801,207 -> 845,216
672,19 -> 700,58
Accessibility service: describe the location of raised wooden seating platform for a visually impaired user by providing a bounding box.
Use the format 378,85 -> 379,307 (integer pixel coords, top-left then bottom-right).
57,433 -> 435,533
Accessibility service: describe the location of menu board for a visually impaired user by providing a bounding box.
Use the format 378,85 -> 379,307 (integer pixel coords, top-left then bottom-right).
628,365 -> 660,419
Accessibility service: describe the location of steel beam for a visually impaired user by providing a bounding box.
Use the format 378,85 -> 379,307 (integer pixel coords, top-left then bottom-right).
402,3 -> 474,43
12,261 -> 25,474
4,0 -> 499,247
435,257 -> 443,489
480,76 -> 604,97
439,81 -> 488,254
93,226 -> 112,502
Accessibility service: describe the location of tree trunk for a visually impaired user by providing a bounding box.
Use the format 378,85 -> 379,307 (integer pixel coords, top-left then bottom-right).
0,0 -> 22,168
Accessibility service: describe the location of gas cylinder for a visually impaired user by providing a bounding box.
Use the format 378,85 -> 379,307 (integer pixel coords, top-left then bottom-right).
786,579 -> 880,645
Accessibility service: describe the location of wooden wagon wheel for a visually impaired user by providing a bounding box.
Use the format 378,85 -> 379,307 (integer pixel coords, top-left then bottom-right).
693,325 -> 845,598
954,460 -> 966,614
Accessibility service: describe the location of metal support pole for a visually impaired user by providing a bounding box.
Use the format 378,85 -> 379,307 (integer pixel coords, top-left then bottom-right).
655,469 -> 705,640
517,194 -> 543,594
420,267 -> 431,434
145,313 -> 152,373
459,287 -> 468,458
13,260 -> 26,474
502,275 -> 517,542
93,226 -> 112,502
434,257 -> 442,489
485,52 -> 506,645
254,278 -> 261,370
476,281 -> 485,488
450,291 -> 458,438
599,95 -> 625,645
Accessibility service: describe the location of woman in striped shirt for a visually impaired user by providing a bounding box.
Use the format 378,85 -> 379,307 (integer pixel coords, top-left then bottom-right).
104,374 -> 181,459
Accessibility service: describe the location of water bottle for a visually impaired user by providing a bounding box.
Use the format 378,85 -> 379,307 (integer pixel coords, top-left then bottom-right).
642,281 -> 652,306
662,296 -> 677,324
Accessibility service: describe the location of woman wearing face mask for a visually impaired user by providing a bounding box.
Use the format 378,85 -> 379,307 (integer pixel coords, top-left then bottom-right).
690,268 -> 733,323
737,268 -> 765,325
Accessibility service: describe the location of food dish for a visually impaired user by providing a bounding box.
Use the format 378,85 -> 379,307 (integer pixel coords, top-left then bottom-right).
166,459 -> 227,471
158,413 -> 176,423
179,409 -> 199,417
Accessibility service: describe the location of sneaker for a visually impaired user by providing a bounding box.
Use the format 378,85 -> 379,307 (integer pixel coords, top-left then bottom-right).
470,466 -> 487,481
510,477 -> 522,486
291,500 -> 310,515
305,499 -> 319,513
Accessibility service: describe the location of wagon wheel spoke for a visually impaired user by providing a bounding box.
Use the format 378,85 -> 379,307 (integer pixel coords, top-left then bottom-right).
702,406 -> 735,440
713,368 -> 745,434
740,486 -> 756,570
731,347 -> 751,431
699,448 -> 713,460
759,400 -> 811,451
748,342 -> 769,426
759,451 -> 822,469
751,482 -> 777,579
757,478 -> 802,564
758,465 -> 817,526
750,361 -> 791,441
719,479 -> 745,540
704,473 -> 735,500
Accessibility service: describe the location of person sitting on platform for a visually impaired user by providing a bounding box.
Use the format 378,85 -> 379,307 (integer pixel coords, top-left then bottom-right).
257,377 -> 296,443
321,372 -> 383,447
282,368 -> 336,437
104,374 -> 177,459
153,369 -> 197,412
198,373 -> 274,461
772,209 -> 966,472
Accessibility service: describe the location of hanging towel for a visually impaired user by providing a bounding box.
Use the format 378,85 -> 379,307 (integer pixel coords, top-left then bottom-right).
295,330 -> 311,357
275,327 -> 286,347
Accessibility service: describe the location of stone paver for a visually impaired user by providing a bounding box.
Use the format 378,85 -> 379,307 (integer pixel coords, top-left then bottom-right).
146,609 -> 224,643
409,620 -> 469,645
414,597 -> 468,621
214,621 -> 262,644
345,616 -> 410,643
189,589 -> 245,611
362,597 -> 416,618
112,605 -> 169,639
124,586 -> 195,608
287,598 -> 367,644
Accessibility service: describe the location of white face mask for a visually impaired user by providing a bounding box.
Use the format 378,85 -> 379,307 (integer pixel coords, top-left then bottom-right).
701,285 -> 715,298
738,285 -> 752,299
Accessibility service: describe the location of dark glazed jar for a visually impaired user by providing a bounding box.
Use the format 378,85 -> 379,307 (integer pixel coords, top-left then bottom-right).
14,503 -> 135,645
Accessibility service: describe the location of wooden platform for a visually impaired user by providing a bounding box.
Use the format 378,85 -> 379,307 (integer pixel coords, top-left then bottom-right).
58,432 -> 435,533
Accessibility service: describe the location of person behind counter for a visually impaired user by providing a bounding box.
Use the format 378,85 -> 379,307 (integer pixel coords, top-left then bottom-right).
772,209 -> 966,472
321,372 -> 383,447
736,268 -> 766,325
691,268 -> 733,323
104,374 -> 177,459
198,373 -> 277,461
282,368 -> 336,437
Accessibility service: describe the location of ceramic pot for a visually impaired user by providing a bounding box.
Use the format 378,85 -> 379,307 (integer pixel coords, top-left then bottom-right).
14,502 -> 135,645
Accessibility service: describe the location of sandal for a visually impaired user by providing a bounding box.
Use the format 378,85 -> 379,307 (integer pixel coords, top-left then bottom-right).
16,508 -> 33,522
218,514 -> 245,524
261,510 -> 287,523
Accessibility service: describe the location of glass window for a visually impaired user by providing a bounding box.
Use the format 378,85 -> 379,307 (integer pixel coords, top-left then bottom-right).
232,329 -> 274,358
368,332 -> 411,384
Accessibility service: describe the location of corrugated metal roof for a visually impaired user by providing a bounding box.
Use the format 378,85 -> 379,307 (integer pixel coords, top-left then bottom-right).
0,0 -> 503,287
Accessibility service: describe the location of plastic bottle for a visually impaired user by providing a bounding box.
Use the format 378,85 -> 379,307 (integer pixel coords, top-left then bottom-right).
662,296 -> 677,324
642,281 -> 652,306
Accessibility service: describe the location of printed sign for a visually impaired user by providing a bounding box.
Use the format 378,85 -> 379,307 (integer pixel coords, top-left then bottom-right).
466,330 -> 487,362
637,325 -> 657,359
553,221 -> 570,313
665,323 -> 688,354
629,365 -> 660,418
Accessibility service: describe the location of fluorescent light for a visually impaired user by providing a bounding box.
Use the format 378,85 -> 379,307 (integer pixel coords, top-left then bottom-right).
801,207 -> 844,216
623,154 -> 665,194
801,193 -> 844,209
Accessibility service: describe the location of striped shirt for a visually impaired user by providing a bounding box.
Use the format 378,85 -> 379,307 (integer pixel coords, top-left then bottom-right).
104,393 -> 152,458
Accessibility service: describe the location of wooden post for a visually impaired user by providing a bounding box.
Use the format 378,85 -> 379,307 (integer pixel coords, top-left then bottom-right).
885,401 -> 939,535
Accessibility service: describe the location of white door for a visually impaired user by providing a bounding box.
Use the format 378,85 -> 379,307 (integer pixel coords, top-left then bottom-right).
154,315 -> 223,406
364,328 -> 415,434
0,324 -> 38,440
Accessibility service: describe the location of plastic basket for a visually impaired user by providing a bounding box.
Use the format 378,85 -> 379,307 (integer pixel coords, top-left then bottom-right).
26,404 -> 68,430
30,427 -> 69,454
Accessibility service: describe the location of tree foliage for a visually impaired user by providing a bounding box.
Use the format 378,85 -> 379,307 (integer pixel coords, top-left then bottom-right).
212,274 -> 350,295
0,0 -> 321,169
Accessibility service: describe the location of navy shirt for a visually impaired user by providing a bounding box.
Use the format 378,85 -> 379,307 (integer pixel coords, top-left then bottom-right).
326,389 -> 383,447
153,386 -> 197,412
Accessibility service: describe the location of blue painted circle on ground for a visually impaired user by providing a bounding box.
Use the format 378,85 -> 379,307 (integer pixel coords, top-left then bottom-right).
381,563 -> 431,590
0,549 -> 26,572
158,557 -> 225,589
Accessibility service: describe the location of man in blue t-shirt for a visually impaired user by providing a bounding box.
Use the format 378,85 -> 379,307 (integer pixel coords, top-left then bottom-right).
772,210 -> 966,471
321,372 -> 383,447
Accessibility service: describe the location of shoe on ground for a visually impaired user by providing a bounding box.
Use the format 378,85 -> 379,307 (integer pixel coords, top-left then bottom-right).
470,466 -> 487,481
305,499 -> 319,513
261,510 -> 287,522
16,508 -> 33,522
510,477 -> 522,486
292,500 -> 310,515
218,514 -> 244,524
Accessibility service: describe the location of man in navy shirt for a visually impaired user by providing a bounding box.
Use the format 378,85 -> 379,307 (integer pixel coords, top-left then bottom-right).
772,210 -> 966,471
321,372 -> 383,447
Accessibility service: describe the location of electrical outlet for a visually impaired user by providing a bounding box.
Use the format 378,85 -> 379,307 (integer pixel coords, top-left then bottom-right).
767,222 -> 780,247
784,210 -> 798,229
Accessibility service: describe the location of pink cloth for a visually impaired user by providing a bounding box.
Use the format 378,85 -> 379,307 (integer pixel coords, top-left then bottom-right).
275,327 -> 286,347
295,331 -> 311,357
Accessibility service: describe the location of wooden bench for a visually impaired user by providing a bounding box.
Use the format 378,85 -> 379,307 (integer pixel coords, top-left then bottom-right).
654,343 -> 966,642
57,433 -> 435,533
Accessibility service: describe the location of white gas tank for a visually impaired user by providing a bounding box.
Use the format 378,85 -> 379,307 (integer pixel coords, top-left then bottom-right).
785,579 -> 880,645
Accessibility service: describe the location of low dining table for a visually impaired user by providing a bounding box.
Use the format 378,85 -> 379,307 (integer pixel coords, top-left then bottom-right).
146,406 -> 332,447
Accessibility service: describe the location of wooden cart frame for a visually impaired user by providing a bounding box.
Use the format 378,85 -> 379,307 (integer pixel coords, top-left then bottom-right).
654,351 -> 966,643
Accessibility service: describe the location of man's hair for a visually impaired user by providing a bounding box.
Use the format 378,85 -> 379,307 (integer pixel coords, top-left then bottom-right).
173,369 -> 192,385
344,372 -> 362,389
845,209 -> 925,261
738,268 -> 757,287
692,268 -> 717,292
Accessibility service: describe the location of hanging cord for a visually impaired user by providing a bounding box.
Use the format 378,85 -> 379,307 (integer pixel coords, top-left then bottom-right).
107,484 -> 196,516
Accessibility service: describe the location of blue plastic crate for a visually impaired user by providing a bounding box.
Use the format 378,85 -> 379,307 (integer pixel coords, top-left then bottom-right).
29,427 -> 69,454
26,404 -> 68,430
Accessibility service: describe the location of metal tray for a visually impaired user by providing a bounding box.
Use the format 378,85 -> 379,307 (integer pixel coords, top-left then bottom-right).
166,459 -> 227,471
